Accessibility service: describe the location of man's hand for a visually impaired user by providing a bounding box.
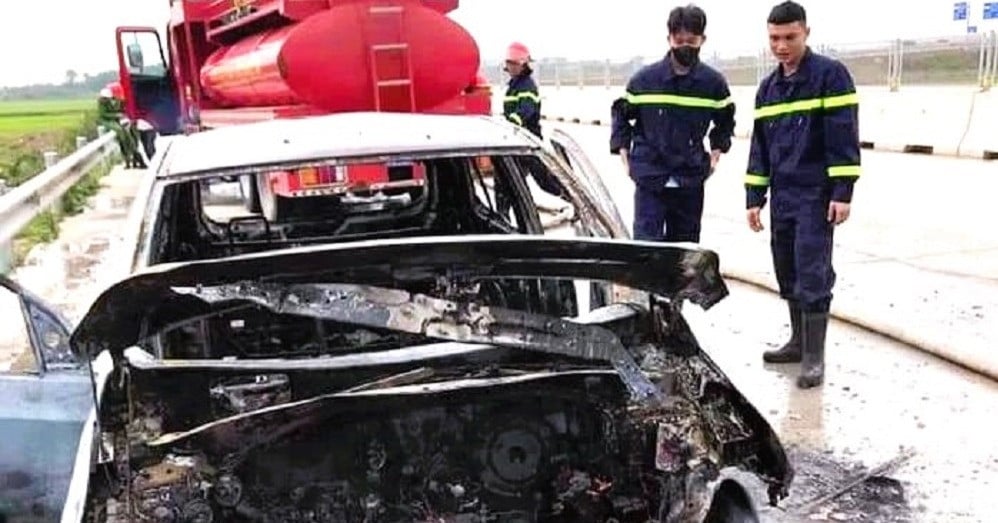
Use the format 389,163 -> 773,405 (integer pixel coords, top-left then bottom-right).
827,201 -> 851,225
747,207 -> 764,232
709,149 -> 721,174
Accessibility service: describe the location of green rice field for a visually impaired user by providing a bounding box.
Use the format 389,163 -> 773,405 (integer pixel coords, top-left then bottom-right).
0,98 -> 107,269
0,98 -> 94,138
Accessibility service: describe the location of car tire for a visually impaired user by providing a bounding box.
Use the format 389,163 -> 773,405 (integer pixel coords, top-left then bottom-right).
703,481 -> 760,523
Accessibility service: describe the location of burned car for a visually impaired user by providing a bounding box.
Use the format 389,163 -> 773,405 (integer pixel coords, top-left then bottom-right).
42,235 -> 792,523
2,114 -> 792,522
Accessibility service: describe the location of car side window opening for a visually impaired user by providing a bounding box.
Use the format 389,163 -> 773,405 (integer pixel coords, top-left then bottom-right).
467,156 -> 532,233
0,285 -> 38,374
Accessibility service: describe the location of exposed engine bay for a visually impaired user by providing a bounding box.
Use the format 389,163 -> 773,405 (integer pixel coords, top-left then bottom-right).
87,336 -> 787,522
71,237 -> 793,522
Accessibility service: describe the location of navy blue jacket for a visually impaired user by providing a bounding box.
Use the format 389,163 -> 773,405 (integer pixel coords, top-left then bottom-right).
504,71 -> 542,137
746,48 -> 861,208
610,54 -> 735,186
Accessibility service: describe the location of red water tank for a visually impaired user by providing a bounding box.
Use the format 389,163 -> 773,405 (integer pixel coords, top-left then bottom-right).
199,0 -> 480,111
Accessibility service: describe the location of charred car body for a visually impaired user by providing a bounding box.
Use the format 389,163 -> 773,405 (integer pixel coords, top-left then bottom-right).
1,113 -> 793,522
64,236 -> 791,522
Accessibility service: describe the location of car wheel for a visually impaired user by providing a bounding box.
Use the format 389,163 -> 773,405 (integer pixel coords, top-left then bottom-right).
703,481 -> 760,523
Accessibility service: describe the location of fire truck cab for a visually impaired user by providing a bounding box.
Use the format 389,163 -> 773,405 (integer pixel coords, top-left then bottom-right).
114,0 -> 493,221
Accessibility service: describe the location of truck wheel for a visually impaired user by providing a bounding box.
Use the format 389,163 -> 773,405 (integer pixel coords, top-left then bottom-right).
703,481 -> 760,523
258,177 -> 294,222
239,175 -> 261,213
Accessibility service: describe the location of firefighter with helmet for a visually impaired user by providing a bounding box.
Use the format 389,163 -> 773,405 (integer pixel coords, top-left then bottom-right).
499,41 -> 565,205
97,82 -> 142,168
503,42 -> 542,137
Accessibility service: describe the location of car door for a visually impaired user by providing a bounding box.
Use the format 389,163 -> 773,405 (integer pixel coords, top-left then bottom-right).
0,276 -> 96,522
547,127 -> 630,241
544,129 -> 642,309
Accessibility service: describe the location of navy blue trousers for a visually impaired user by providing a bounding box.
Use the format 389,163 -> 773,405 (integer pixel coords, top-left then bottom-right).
633,181 -> 705,243
770,186 -> 837,312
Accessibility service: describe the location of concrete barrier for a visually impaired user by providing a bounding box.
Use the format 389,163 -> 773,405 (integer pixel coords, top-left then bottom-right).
958,90 -> 998,159
492,84 -> 998,160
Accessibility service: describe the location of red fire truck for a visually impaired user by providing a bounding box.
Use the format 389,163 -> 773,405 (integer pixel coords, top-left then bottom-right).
115,0 -> 493,220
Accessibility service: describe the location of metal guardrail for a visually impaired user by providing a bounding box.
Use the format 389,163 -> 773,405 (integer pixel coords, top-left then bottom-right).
0,132 -> 118,272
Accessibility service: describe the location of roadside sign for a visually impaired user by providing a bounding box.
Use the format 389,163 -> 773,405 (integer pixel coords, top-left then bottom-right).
984,2 -> 998,19
968,25 -> 978,33
954,1 -> 969,20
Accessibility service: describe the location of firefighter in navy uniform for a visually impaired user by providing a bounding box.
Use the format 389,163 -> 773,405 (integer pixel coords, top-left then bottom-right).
610,4 -> 735,243
746,1 -> 861,389
503,41 -> 542,138
497,41 -> 564,211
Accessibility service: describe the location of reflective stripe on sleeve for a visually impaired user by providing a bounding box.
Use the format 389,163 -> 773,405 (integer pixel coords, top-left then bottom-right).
827,164 -> 860,177
755,92 -> 858,119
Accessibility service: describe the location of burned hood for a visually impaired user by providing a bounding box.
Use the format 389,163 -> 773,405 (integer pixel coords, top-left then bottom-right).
70,235 -> 728,356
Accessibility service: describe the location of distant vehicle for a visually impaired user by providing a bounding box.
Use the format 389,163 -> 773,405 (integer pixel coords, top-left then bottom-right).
0,112 -> 794,523
113,0 -> 494,221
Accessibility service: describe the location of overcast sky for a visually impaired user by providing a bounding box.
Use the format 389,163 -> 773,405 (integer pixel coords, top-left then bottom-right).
0,0 -> 990,87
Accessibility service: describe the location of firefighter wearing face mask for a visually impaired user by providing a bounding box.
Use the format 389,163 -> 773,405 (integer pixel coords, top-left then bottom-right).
610,4 -> 735,243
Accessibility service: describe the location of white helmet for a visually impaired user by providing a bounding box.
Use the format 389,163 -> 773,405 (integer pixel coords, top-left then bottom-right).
99,87 -> 112,98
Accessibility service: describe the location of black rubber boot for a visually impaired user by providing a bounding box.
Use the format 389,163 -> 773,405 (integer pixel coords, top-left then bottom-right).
797,311 -> 828,389
763,302 -> 802,363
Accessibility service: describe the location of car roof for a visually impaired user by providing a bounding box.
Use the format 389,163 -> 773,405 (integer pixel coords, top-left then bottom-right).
160,112 -> 542,178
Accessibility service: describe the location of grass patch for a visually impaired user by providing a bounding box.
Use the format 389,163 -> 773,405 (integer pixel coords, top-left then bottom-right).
1,99 -> 100,189
10,155 -> 119,265
0,99 -> 111,270
0,98 -> 93,138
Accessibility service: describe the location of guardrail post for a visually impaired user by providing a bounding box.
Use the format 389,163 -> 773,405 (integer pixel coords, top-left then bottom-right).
97,125 -> 106,135
897,38 -> 905,90
578,63 -> 584,89
604,59 -> 611,89
43,151 -> 58,168
978,32 -> 987,90
985,30 -> 998,91
0,180 -> 8,274
888,38 -> 903,92
76,136 -> 88,149
992,30 -> 998,88
554,62 -> 561,90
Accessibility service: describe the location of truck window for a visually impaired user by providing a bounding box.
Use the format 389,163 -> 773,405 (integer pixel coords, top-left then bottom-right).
122,31 -> 168,78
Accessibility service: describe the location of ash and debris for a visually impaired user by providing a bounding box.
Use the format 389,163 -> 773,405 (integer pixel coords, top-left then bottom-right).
762,445 -> 915,523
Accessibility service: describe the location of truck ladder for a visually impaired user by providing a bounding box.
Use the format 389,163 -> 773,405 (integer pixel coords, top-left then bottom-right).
368,3 -> 416,112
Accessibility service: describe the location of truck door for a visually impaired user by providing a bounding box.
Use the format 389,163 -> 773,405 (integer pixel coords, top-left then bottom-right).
115,27 -> 181,135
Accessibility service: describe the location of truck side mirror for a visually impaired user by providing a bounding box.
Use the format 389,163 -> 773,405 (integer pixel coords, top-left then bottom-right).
127,43 -> 145,69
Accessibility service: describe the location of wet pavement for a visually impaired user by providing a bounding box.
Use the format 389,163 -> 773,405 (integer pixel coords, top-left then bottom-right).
550,121 -> 998,378
683,281 -> 997,523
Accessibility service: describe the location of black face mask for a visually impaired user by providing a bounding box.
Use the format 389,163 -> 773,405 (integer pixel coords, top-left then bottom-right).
672,45 -> 700,67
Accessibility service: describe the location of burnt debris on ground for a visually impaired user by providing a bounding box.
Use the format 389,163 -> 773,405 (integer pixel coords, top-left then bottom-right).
766,445 -> 915,522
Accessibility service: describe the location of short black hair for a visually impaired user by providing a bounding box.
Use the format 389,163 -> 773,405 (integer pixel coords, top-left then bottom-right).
668,4 -> 707,36
768,1 -> 807,25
